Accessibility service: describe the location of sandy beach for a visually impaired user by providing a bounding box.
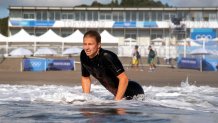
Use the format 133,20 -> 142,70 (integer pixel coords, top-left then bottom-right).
0,56 -> 217,87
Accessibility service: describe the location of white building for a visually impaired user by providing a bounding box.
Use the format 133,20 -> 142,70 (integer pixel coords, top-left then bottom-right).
6,6 -> 218,57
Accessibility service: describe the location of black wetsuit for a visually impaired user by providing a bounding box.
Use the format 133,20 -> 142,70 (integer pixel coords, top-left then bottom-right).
80,48 -> 144,99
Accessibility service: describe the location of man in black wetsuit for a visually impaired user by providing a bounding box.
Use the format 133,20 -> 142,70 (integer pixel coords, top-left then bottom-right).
80,30 -> 144,100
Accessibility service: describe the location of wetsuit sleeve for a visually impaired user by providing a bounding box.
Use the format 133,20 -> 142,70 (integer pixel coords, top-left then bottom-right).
102,52 -> 125,76
80,50 -> 90,77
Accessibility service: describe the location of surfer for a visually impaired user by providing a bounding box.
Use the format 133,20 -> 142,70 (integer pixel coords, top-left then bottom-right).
80,30 -> 144,100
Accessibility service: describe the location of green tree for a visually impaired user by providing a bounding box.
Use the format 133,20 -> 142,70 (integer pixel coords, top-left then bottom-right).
0,17 -> 8,36
120,0 -> 166,7
76,0 -> 168,8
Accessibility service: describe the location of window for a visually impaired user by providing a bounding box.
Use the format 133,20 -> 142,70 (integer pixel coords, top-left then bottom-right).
87,11 -> 93,21
209,13 -> 217,21
138,11 -> 144,21
191,11 -> 203,21
23,12 -> 35,19
132,11 -> 137,21
126,11 -> 131,21
49,11 -> 55,20
144,12 -> 150,21
113,12 -> 119,21
61,12 -> 74,20
42,11 -> 47,20
36,11 -> 41,20
124,33 -> 137,46
36,11 -> 47,20
10,10 -> 22,18
93,11 -> 98,21
48,11 -> 61,20
55,11 -> 61,20
75,11 -> 80,21
99,11 -> 111,21
151,11 -> 157,21
81,11 -> 86,21
157,11 -> 162,21
113,11 -> 124,21
125,33 -> 136,39
163,12 -> 169,21
62,13 -> 68,20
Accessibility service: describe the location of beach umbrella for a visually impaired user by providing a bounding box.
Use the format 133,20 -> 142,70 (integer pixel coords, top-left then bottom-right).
190,48 -> 211,55
151,38 -> 164,42
9,47 -> 33,56
125,38 -> 136,42
63,47 -> 82,55
190,48 -> 211,72
212,37 -> 218,41
34,47 -> 57,56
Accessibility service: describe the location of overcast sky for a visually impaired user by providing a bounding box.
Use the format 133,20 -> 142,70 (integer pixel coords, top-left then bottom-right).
1,0 -> 218,18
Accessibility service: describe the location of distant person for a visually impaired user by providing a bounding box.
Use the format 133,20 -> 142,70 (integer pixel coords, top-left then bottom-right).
80,30 -> 144,100
147,45 -> 156,71
131,45 -> 141,70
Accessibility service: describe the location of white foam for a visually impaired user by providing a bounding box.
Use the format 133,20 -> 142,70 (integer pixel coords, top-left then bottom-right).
0,82 -> 218,112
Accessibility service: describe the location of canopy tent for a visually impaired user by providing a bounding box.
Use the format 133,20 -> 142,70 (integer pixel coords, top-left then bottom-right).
100,30 -> 118,43
0,33 -> 7,42
37,29 -> 63,42
8,29 -> 36,42
64,29 -> 84,43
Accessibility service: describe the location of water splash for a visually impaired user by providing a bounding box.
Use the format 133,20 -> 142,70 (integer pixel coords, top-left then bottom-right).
0,83 -> 218,113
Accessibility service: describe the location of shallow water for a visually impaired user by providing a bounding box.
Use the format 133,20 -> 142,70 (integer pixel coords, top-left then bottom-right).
0,82 -> 218,123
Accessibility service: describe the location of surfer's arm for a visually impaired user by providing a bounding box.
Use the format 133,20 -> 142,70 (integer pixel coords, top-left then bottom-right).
81,76 -> 91,93
114,72 -> 129,101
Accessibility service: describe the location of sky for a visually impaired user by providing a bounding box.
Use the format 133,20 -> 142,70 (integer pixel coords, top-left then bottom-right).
1,0 -> 218,18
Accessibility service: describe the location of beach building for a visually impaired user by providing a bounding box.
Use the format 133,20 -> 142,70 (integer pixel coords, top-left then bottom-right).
2,6 -> 218,59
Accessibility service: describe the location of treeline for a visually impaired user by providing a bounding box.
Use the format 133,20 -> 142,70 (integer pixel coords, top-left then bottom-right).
0,17 -> 8,36
77,0 -> 169,7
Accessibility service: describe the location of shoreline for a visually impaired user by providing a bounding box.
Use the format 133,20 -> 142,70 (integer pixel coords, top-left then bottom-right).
0,57 -> 218,87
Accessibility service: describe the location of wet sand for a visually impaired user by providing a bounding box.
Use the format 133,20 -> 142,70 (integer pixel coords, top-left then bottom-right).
0,57 -> 217,87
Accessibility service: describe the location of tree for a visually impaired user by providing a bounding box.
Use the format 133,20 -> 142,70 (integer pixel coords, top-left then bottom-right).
76,0 -> 167,8
0,17 -> 8,36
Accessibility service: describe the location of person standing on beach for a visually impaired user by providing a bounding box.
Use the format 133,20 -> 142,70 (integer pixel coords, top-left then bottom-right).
80,30 -> 144,101
131,45 -> 141,70
147,45 -> 156,71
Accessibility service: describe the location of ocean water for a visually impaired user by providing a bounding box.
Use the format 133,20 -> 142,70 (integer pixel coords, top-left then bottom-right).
0,81 -> 218,123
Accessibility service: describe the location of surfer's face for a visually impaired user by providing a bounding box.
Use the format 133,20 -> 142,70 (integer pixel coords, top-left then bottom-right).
83,36 -> 101,58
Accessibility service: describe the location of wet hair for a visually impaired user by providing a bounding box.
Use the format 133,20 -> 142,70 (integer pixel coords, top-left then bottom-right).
83,30 -> 101,43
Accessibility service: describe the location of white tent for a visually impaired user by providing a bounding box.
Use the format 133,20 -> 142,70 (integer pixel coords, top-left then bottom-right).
37,29 -> 63,42
0,33 -> 7,42
64,29 -> 84,43
100,30 -> 118,43
8,29 -> 36,42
